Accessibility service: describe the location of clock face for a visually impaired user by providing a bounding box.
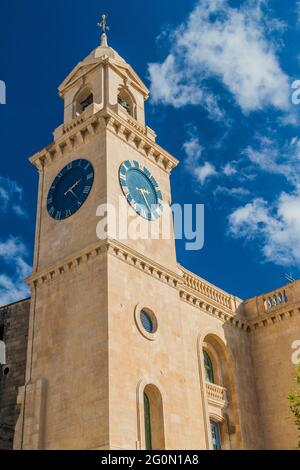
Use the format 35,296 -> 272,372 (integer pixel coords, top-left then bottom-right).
119,160 -> 163,221
47,159 -> 94,220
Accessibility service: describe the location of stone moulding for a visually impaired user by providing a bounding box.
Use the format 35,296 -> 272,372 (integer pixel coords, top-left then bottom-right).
29,107 -> 178,174
25,240 -> 299,333
249,307 -> 299,331
26,238 -> 182,291
25,238 -> 246,331
179,289 -> 248,331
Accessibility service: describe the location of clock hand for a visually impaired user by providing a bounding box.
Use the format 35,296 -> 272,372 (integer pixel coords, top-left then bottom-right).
64,179 -> 82,197
136,188 -> 151,212
142,191 -> 152,212
68,189 -> 79,200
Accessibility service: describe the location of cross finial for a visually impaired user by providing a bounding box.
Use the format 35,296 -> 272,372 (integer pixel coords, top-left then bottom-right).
97,14 -> 110,46
98,14 -> 109,34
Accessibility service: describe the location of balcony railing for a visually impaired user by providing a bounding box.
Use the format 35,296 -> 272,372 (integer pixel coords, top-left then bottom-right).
181,266 -> 239,312
206,382 -> 227,408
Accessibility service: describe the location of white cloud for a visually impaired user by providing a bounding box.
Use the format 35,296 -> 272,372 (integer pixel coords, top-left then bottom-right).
195,162 -> 218,185
228,191 -> 300,267
183,136 -> 218,185
148,0 -> 290,115
0,237 -> 31,306
183,136 -> 204,169
214,185 -> 251,198
223,163 -> 238,176
0,176 -> 27,218
244,135 -> 300,185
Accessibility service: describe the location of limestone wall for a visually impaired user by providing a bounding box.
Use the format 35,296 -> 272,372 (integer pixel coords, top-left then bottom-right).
0,299 -> 30,449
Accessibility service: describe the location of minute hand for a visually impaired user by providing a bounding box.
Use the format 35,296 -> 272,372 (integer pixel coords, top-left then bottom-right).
138,188 -> 151,212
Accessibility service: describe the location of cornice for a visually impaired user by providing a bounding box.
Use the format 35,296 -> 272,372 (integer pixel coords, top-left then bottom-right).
248,303 -> 300,331
25,237 -> 245,330
26,239 -> 109,288
25,236 -> 299,332
26,238 -> 182,291
179,287 -> 248,331
29,108 -> 179,174
106,239 -> 183,289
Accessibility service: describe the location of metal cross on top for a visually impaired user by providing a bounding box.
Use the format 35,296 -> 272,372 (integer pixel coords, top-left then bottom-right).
97,14 -> 110,35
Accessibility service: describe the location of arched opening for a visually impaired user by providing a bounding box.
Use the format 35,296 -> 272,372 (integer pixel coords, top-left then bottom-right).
210,420 -> 222,450
143,384 -> 165,450
74,87 -> 94,116
199,333 -> 242,450
118,88 -> 135,117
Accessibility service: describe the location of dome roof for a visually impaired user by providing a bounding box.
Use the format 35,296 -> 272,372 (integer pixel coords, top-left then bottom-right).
85,33 -> 125,64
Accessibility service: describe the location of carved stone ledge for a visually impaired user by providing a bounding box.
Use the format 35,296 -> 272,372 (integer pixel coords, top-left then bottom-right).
179,286 -> 245,330
29,108 -> 178,174
26,238 -> 182,294
247,306 -> 300,331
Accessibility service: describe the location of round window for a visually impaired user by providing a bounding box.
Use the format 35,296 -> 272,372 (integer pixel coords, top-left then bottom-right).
140,310 -> 154,334
135,305 -> 158,340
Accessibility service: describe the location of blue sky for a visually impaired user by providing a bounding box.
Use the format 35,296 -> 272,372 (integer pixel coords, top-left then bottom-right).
1,0 -> 300,304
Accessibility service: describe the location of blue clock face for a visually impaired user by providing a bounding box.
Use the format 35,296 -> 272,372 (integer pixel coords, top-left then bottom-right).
47,159 -> 94,220
119,160 -> 163,220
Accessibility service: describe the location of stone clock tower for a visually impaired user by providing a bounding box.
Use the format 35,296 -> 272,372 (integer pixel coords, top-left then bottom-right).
14,29 -> 181,450
9,19 -> 300,452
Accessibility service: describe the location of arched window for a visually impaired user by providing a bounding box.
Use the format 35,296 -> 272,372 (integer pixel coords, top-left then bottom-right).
118,89 -> 134,117
74,87 -> 94,116
143,385 -> 165,450
210,420 -> 222,450
144,392 -> 152,450
204,351 -> 214,383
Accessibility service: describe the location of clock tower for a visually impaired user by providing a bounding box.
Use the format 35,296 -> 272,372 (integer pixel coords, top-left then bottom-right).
14,26 -> 182,450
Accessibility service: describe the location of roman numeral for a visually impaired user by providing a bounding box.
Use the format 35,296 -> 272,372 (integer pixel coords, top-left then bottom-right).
86,173 -> 93,180
47,197 -> 53,205
77,201 -> 82,207
55,211 -> 61,220
84,163 -> 91,171
65,209 -> 71,217
67,163 -> 73,170
48,207 -> 55,216
83,186 -> 91,194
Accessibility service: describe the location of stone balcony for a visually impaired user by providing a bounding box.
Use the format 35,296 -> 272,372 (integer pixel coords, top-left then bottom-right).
206,382 -> 228,408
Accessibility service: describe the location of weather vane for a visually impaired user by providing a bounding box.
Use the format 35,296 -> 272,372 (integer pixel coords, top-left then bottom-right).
98,14 -> 110,35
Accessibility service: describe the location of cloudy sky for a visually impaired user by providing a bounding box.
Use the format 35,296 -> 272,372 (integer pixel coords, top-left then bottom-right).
0,0 -> 300,304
